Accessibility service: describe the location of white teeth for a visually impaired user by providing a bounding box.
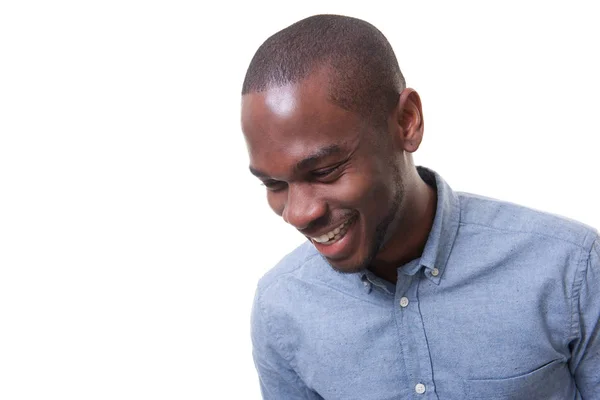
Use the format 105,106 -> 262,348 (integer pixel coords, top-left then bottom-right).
311,216 -> 355,244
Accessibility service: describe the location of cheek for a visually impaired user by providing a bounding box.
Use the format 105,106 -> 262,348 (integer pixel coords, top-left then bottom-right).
321,176 -> 368,207
327,170 -> 393,213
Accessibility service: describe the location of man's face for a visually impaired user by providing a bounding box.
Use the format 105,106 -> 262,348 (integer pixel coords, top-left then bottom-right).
241,73 -> 404,273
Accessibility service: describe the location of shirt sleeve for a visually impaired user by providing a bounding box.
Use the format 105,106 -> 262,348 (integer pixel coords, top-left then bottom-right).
251,289 -> 322,400
571,237 -> 600,398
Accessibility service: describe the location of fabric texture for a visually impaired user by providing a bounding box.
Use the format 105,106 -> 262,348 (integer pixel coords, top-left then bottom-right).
251,167 -> 600,399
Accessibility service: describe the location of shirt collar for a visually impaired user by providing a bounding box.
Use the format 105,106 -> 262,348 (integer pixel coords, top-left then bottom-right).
362,167 -> 460,287
410,167 -> 461,284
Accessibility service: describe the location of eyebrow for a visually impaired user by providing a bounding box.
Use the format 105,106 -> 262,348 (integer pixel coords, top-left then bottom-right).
249,144 -> 344,179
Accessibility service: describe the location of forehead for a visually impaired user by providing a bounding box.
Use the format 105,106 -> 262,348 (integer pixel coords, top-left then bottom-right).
241,76 -> 363,171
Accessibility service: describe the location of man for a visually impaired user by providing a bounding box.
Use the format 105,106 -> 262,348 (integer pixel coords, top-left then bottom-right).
241,14 -> 599,399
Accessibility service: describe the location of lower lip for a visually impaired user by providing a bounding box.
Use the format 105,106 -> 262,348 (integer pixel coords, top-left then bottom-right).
311,217 -> 357,259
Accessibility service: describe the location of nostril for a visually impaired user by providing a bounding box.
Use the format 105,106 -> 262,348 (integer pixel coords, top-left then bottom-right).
282,184 -> 328,230
282,208 -> 310,230
283,204 -> 327,231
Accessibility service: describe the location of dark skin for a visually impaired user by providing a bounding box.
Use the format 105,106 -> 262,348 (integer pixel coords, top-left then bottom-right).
241,69 -> 437,283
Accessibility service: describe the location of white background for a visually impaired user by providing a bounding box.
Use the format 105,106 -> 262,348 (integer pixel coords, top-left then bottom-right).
1,1 -> 598,398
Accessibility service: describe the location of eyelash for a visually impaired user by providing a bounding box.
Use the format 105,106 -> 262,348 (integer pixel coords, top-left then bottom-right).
261,180 -> 286,191
311,165 -> 340,178
260,164 -> 343,191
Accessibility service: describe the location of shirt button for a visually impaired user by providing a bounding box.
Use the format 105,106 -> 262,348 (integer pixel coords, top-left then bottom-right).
415,383 -> 426,394
399,297 -> 409,308
431,268 -> 439,277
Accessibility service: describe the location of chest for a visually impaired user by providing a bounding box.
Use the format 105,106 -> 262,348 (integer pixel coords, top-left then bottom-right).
287,271 -> 575,399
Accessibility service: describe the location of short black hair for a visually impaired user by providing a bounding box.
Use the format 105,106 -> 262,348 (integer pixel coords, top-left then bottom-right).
242,14 -> 406,124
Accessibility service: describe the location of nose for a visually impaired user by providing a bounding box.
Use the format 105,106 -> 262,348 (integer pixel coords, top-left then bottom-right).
282,183 -> 327,230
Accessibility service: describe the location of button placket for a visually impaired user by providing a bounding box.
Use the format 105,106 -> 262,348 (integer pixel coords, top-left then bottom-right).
395,272 -> 438,399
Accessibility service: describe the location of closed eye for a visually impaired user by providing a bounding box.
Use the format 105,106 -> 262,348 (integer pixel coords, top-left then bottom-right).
311,163 -> 342,178
261,179 -> 287,192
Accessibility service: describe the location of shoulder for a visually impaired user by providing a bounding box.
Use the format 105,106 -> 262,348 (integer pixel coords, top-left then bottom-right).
457,192 -> 598,250
251,240 -> 326,344
254,240 -> 321,301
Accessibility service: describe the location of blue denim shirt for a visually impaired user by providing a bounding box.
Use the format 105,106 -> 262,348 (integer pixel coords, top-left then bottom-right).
251,168 -> 600,399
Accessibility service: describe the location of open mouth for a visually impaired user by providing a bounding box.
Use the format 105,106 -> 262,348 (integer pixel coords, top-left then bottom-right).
310,214 -> 357,246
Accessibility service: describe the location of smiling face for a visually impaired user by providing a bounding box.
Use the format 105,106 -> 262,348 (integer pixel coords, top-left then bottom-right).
242,72 -> 407,273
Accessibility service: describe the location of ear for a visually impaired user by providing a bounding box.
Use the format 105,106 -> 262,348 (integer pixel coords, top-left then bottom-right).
394,88 -> 424,153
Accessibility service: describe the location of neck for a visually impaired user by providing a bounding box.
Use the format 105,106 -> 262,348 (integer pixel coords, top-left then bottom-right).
369,171 -> 437,283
